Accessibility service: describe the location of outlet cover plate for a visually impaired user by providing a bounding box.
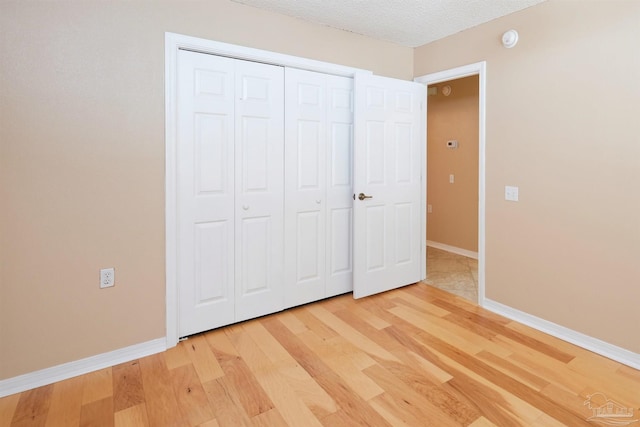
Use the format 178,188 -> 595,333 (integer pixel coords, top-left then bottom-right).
100,268 -> 115,288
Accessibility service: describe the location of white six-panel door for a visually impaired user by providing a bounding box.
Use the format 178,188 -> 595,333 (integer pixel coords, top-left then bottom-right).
353,73 -> 426,299
177,50 -> 284,336
284,69 -> 353,308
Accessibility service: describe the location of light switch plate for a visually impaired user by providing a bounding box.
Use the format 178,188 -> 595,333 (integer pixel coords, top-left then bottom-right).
505,186 -> 519,202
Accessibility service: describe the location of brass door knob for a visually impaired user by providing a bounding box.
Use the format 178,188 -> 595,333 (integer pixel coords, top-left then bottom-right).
358,193 -> 373,201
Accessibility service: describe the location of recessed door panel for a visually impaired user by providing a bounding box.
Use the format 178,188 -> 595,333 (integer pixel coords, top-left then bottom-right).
365,205 -> 386,271
297,120 -> 322,190
330,122 -> 352,187
241,117 -> 270,192
195,113 -> 228,195
296,211 -> 322,282
366,87 -> 386,110
195,69 -> 227,97
331,87 -> 352,111
240,216 -> 271,294
329,207 -> 352,275
241,76 -> 269,101
194,221 -> 229,303
394,202 -> 413,265
298,82 -> 322,107
395,91 -> 413,113
394,123 -> 413,185
366,121 -> 386,185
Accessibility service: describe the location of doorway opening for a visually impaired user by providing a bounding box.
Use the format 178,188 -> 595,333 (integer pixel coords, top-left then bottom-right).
415,62 -> 486,306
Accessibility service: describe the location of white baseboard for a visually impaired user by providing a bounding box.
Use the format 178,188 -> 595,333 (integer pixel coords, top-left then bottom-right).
484,299 -> 640,370
0,338 -> 166,398
427,240 -> 478,260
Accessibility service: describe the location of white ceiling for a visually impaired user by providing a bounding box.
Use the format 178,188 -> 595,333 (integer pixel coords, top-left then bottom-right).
231,0 -> 546,47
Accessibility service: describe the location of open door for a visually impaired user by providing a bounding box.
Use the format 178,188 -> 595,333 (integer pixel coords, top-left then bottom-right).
353,73 -> 426,299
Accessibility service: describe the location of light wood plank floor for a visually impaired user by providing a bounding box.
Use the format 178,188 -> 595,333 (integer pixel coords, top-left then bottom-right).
2,284 -> 638,426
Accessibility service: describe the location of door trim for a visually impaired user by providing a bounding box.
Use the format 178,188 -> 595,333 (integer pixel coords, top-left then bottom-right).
165,32 -> 372,347
414,61 -> 486,307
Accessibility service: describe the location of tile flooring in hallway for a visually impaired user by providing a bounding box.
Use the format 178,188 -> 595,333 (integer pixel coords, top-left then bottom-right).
423,246 -> 478,302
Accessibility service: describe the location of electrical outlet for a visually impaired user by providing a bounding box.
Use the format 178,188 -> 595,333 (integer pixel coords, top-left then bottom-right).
427,204 -> 433,213
100,268 -> 115,288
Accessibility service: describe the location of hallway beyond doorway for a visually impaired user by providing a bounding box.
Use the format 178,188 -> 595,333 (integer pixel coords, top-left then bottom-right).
423,246 -> 477,302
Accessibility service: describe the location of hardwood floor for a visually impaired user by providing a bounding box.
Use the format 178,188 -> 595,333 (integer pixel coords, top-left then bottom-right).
1,284 -> 638,426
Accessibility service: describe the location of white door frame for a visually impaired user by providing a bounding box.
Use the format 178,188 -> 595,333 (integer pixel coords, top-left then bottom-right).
414,61 -> 486,307
165,32 -> 372,347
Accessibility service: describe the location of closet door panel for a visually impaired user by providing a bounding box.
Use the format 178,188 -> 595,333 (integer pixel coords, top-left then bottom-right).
325,75 -> 354,297
178,50 -> 235,337
284,70 -> 353,306
284,69 -> 327,308
234,60 -> 285,322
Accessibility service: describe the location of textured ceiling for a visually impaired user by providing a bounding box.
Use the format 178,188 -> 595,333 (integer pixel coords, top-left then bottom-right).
231,0 -> 546,47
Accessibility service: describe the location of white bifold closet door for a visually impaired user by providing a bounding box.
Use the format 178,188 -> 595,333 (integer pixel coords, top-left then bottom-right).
283,69 -> 354,308
176,48 -> 424,338
177,49 -> 284,337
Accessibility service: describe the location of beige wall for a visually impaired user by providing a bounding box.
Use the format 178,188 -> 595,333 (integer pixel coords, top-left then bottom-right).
427,76 -> 479,252
416,0 -> 640,353
0,1 -> 413,380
